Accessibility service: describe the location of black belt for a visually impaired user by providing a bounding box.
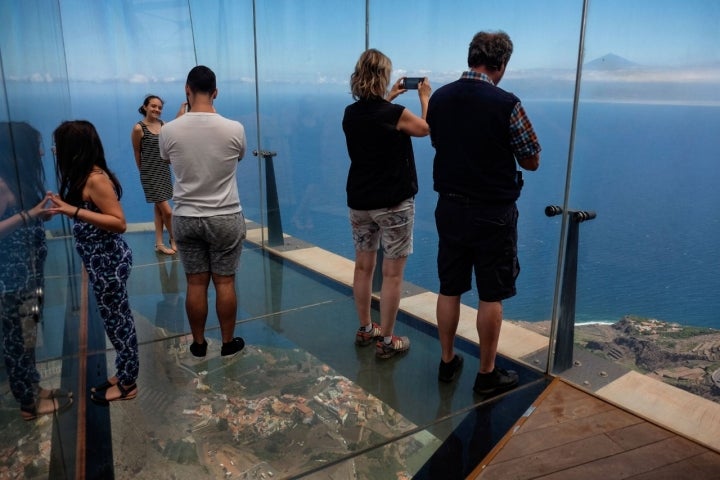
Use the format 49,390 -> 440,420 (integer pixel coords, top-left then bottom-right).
440,192 -> 481,204
439,192 -> 516,207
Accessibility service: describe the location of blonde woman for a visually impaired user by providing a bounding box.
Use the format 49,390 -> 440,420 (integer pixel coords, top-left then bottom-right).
342,49 -> 431,358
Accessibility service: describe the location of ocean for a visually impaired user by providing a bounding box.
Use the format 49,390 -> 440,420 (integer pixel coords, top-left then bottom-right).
8,83 -> 720,328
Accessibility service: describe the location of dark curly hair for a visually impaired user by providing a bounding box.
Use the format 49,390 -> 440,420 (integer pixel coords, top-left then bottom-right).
468,31 -> 513,71
186,65 -> 216,95
138,94 -> 164,116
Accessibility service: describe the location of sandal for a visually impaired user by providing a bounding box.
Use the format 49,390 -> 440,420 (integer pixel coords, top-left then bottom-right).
20,396 -> 73,421
91,383 -> 138,405
155,244 -> 176,255
90,378 -> 117,393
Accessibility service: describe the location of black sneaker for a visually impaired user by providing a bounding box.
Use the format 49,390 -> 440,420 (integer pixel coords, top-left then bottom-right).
189,340 -> 208,357
438,354 -> 464,382
221,337 -> 245,357
473,367 -> 519,396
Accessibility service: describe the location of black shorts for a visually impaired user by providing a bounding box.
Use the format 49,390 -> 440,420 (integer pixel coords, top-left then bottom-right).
435,198 -> 519,301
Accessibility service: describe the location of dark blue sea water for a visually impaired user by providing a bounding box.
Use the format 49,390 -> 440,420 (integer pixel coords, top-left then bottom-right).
10,83 -> 720,328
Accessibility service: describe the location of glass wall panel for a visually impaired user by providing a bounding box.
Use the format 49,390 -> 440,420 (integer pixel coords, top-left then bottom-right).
252,0 -> 366,251
0,1 -> 73,368
1,0 -> 71,228
568,0 -> 720,401
187,0 -> 260,223
0,1 -> 75,476
57,0 -> 198,226
370,1 -> 582,342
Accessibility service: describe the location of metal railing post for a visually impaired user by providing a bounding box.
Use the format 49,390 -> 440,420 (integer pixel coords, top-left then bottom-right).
546,206 -> 596,372
253,150 -> 284,247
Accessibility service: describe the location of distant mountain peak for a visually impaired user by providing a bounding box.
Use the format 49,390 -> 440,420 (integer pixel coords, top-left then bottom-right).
585,53 -> 638,70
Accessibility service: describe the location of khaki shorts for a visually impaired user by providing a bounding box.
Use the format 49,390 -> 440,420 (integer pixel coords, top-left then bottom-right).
349,197 -> 414,259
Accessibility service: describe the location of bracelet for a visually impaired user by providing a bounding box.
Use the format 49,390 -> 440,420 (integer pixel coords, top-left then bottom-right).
18,210 -> 29,225
73,206 -> 81,220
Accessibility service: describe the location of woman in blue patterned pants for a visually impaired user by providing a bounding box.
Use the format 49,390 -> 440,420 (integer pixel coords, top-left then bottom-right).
50,120 -> 139,405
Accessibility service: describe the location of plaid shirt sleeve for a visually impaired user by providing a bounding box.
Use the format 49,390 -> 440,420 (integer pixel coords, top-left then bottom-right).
509,102 -> 541,158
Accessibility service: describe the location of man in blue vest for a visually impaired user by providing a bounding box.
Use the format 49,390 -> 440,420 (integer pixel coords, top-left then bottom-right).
428,31 -> 541,396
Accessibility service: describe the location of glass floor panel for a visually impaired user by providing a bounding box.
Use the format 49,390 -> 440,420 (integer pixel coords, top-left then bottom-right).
0,230 -> 548,479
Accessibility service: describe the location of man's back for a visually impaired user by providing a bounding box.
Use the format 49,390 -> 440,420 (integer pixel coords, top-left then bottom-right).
159,112 -> 245,217
429,77 -> 521,204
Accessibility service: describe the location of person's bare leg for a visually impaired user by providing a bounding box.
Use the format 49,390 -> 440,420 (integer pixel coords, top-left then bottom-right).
212,273 -> 237,343
353,250 -> 376,328
379,255 -> 407,337
186,272 -> 211,343
153,205 -> 164,246
437,293 -> 461,363
157,201 -> 175,250
477,300 -> 503,373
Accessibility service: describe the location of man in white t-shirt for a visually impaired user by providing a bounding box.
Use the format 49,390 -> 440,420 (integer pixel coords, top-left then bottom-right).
159,65 -> 247,359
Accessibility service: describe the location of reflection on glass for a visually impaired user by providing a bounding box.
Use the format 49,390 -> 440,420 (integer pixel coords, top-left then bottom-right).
156,256 -> 185,334
0,122 -> 73,421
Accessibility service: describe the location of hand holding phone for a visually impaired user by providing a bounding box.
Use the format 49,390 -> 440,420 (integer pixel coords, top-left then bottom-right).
176,102 -> 189,119
400,77 -> 423,89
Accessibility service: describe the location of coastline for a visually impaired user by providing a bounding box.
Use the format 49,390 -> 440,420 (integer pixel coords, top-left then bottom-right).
510,315 -> 720,402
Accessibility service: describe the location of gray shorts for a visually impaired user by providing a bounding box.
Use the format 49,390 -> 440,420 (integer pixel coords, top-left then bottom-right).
172,212 -> 246,276
349,197 -> 414,259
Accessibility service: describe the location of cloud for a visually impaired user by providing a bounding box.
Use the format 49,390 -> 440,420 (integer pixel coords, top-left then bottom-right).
316,74 -> 345,85
29,73 -> 53,82
128,74 -> 188,84
129,74 -> 150,83
582,67 -> 720,84
505,66 -> 720,84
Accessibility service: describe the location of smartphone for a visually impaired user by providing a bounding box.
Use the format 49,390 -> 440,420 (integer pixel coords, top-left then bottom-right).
185,95 -> 191,112
401,77 -> 423,89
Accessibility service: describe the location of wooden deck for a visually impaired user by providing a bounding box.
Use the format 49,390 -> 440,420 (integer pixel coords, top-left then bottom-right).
471,378 -> 720,479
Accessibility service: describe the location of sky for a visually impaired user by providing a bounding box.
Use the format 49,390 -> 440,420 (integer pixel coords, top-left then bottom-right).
1,0 -> 719,90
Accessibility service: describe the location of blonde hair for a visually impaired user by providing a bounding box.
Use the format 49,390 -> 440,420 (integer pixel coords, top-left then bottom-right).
350,49 -> 392,100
